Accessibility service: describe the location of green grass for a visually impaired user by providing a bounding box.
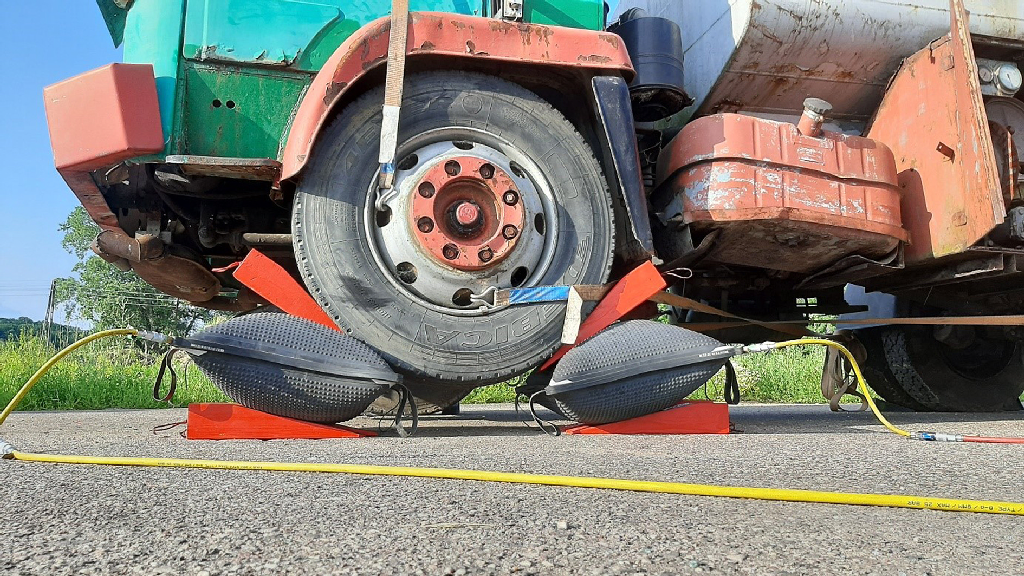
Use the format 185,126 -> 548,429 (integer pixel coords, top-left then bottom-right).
1,336 -> 831,412
705,344 -> 827,404
0,336 -> 226,412
462,381 -> 521,404
461,345 -> 829,405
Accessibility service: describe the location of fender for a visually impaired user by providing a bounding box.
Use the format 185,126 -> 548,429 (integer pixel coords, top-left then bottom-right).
279,12 -> 634,182
591,75 -> 655,257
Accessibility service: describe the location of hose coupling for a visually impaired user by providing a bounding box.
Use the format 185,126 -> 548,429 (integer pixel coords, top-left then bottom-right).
742,342 -> 778,355
135,330 -> 173,345
911,431 -> 964,442
0,438 -> 16,459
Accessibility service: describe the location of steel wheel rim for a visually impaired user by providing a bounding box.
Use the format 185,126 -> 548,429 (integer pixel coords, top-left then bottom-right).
363,127 -> 560,317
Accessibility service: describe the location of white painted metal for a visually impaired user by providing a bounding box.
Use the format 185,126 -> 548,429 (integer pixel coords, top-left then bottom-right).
613,0 -> 1024,124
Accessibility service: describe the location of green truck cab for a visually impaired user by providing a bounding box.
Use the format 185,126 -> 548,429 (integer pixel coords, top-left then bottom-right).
99,0 -> 605,159
47,0 -> 646,410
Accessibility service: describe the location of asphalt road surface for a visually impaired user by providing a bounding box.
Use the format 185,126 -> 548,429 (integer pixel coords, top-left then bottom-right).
2,404 -> 1023,575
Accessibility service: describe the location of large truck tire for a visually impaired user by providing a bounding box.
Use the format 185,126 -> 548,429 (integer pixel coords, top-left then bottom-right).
293,72 -> 615,388
857,326 -> 1024,412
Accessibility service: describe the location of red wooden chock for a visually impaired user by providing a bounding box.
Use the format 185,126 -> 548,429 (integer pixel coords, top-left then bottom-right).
562,401 -> 730,435
186,403 -> 376,440
188,252 -> 372,440
540,260 -> 667,371
232,249 -> 339,330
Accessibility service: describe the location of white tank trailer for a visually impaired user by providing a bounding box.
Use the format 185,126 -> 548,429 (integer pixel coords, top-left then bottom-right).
605,1 -> 1024,412
612,0 -> 1024,129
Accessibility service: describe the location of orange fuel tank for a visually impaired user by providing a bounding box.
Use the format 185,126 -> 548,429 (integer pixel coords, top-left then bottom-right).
654,113 -> 909,274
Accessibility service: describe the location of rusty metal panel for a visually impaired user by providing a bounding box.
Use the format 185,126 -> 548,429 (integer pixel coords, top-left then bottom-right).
866,0 -> 1005,264
614,0 -> 1024,125
165,155 -> 282,181
279,12 -> 634,182
655,113 -> 907,274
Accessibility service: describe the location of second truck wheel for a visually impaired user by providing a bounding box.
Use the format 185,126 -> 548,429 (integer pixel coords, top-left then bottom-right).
858,326 -> 1024,412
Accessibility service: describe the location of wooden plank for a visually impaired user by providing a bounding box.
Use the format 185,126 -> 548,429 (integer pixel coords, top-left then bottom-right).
232,249 -> 338,330
540,261 -> 667,371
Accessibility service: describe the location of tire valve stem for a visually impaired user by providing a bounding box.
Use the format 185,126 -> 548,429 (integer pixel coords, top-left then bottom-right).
911,431 -> 965,442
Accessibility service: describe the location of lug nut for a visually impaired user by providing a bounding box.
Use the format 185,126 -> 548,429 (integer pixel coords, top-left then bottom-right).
503,190 -> 519,205
418,182 -> 435,198
442,244 -> 459,260
417,217 -> 434,233
478,248 -> 494,262
502,225 -> 518,240
445,160 -> 461,176
479,163 -> 495,179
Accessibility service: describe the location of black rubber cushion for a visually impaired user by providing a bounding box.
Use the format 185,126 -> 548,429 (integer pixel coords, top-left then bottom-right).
185,313 -> 397,423
548,320 -> 727,425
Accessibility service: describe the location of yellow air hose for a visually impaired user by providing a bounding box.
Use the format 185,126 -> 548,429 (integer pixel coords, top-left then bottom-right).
0,329 -> 139,427
772,338 -> 911,438
2,330 -> 1022,516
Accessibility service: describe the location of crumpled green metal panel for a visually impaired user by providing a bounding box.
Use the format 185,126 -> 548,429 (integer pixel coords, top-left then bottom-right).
170,0 -> 608,159
95,0 -> 129,47
181,65 -> 309,158
176,0 -> 482,159
182,0 -> 480,72
182,0 -> 607,71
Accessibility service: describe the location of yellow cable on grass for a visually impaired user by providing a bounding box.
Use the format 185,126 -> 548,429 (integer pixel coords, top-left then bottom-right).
2,329 -> 1023,516
0,329 -> 138,427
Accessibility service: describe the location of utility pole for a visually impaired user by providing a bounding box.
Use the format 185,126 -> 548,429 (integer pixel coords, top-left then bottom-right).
42,279 -> 57,345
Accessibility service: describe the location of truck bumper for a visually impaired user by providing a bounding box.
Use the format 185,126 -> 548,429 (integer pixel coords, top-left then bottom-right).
45,63 -> 164,171
44,63 -> 165,230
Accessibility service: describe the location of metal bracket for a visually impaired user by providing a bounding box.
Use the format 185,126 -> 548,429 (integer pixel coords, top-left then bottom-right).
491,0 -> 523,22
469,286 -> 499,310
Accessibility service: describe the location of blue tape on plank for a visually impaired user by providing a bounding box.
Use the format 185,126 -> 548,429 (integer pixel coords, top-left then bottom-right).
507,286 -> 572,304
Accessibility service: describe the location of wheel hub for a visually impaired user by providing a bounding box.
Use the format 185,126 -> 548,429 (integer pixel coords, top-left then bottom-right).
410,155 -> 525,272
367,134 -> 558,314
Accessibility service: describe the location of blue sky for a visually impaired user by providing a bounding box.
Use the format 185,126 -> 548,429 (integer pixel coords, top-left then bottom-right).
0,2 -> 121,320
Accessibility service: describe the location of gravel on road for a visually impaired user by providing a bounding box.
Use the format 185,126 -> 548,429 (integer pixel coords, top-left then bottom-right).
1,404 -> 1022,575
